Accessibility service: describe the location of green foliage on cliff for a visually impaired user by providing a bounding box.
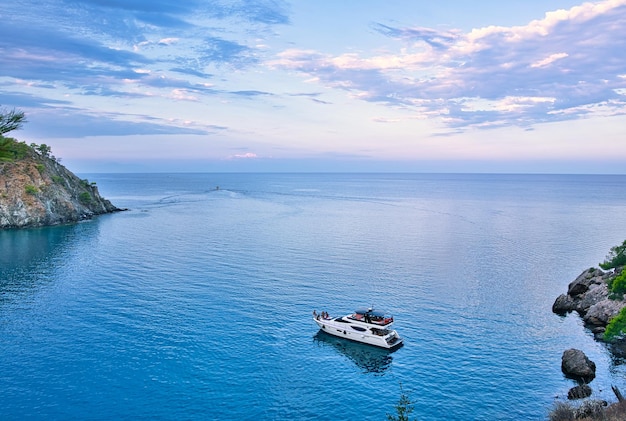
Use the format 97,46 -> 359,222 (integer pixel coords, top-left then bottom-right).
0,109 -> 58,164
31,143 -> 51,157
0,136 -> 30,162
600,240 -> 626,270
608,270 -> 626,295
79,192 -> 92,204
0,135 -> 58,165
25,184 -> 38,195
604,306 -> 626,341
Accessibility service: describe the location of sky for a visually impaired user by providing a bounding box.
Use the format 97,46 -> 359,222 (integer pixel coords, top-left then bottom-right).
1,0 -> 626,173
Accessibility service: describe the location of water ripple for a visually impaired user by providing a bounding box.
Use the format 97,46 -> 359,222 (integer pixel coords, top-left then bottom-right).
2,174 -> 626,420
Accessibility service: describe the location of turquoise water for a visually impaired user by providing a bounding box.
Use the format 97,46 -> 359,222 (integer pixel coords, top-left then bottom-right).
2,173 -> 626,420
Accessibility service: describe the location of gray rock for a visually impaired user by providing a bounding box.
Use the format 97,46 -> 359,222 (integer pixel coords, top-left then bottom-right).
561,349 -> 596,383
553,268 -> 626,330
568,268 -> 603,297
583,299 -> 626,327
567,384 -> 592,400
553,293 -> 576,315
578,283 -> 611,315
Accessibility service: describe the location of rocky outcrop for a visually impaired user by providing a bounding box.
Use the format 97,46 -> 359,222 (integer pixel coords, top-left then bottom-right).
561,349 -> 597,400
0,146 -> 121,229
552,267 -> 626,337
568,384 -> 592,400
552,268 -> 614,315
553,267 -> 626,411
562,348 -> 596,383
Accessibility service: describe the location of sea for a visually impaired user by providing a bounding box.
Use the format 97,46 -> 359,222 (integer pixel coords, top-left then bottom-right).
2,173 -> 626,420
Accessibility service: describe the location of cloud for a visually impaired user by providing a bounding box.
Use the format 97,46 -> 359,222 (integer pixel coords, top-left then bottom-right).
0,0 -> 289,138
3,0 -> 625,148
530,53 -> 569,68
372,24 -> 460,50
372,117 -> 403,123
199,36 -> 257,67
158,38 -> 180,46
231,90 -> 273,98
0,91 -> 72,108
229,152 -> 259,159
207,0 -> 290,25
0,0 -> 288,79
0,1 -> 280,79
17,106 -> 224,138
272,0 -> 626,130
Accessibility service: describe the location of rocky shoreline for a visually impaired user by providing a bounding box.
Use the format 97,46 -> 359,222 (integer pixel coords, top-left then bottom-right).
0,142 -> 122,229
552,266 -> 626,408
553,267 -> 626,343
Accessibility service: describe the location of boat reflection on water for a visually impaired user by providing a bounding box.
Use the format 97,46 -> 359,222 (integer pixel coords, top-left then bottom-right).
313,330 -> 401,375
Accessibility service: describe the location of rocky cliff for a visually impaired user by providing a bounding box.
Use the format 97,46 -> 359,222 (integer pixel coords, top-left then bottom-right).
0,143 -> 121,229
553,267 -> 626,343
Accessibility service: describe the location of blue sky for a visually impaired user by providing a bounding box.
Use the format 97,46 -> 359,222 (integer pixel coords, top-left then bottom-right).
1,0 -> 625,173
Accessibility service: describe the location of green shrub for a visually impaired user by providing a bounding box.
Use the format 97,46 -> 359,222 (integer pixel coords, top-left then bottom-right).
387,384 -> 415,421
79,192 -> 92,204
36,163 -> 45,173
51,175 -> 63,184
600,240 -> 626,270
549,399 -> 626,421
548,402 -> 575,421
0,136 -> 30,161
35,143 -> 51,157
608,271 -> 626,295
604,306 -> 626,341
25,184 -> 38,195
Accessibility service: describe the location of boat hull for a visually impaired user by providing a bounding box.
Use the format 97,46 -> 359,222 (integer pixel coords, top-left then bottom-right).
314,317 -> 403,349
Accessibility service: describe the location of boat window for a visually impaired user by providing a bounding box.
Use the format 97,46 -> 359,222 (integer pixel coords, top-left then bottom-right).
371,328 -> 390,336
350,326 -> 366,332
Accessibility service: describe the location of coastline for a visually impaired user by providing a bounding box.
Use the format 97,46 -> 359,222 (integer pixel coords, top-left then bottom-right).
553,267 -> 626,348
0,142 -> 122,229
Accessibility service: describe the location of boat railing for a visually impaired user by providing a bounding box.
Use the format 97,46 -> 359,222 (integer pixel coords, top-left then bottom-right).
349,314 -> 394,326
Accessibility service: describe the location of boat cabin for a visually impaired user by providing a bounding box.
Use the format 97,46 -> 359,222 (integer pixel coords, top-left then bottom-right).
349,308 -> 394,326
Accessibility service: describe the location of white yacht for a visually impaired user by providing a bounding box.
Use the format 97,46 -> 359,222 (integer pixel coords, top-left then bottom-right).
313,308 -> 403,349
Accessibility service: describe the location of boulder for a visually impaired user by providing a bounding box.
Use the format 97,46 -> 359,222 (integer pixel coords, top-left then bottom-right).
552,294 -> 576,315
567,384 -> 592,400
561,349 -> 596,383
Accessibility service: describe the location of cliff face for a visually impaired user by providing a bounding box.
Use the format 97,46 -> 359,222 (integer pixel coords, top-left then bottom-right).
553,268 -> 625,331
0,146 -> 121,229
